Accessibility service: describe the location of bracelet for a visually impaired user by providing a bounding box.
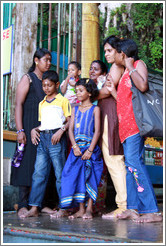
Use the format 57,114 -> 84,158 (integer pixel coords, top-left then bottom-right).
129,69 -> 137,76
16,129 -> 24,134
87,149 -> 93,153
72,143 -> 78,149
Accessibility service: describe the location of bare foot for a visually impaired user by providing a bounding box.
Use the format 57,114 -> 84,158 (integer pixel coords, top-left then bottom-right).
20,207 -> 39,218
17,207 -> 28,218
102,208 -> 126,219
117,209 -> 139,220
133,213 -> 163,223
50,209 -> 69,218
68,209 -> 85,219
82,210 -> 93,219
41,207 -> 56,214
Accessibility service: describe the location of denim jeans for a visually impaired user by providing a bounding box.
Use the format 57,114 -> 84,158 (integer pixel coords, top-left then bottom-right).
29,130 -> 67,208
123,133 -> 159,214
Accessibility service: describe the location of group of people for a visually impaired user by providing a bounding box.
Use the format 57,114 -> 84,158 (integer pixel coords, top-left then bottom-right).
10,35 -> 162,223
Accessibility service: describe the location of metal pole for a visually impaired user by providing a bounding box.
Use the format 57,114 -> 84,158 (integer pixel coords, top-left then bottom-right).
39,3 -> 43,48
48,3 -> 52,51
72,3 -> 77,61
62,3 -> 66,80
57,3 -> 61,74
68,3 -> 72,63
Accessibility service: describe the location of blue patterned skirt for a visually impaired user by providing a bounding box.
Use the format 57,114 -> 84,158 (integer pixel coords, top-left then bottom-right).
60,135 -> 103,209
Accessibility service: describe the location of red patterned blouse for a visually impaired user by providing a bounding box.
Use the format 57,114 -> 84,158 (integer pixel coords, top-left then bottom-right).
117,60 -> 140,143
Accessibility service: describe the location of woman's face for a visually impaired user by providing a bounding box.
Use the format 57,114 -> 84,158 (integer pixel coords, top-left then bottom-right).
89,62 -> 103,83
104,43 -> 117,64
36,54 -> 52,73
114,52 -> 123,66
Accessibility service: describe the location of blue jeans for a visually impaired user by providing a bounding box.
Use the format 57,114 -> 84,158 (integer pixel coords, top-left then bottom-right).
123,133 -> 159,214
29,130 -> 67,208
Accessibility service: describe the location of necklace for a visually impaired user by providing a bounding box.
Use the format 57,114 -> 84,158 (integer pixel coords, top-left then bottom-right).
79,104 -> 92,109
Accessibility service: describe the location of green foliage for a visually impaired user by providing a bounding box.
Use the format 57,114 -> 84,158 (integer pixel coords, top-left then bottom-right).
99,3 -> 163,72
107,27 -> 120,37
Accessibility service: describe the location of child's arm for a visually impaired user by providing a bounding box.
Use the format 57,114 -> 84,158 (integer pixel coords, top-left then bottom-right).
60,79 -> 68,95
31,126 -> 41,145
69,108 -> 82,156
81,106 -> 100,160
51,116 -> 70,145
68,78 -> 76,87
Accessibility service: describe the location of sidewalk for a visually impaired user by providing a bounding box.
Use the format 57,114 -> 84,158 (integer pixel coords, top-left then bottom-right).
3,206 -> 163,244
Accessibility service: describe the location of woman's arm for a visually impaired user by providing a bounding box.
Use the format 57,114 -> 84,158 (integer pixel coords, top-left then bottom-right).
69,108 -> 82,156
125,58 -> 148,92
88,106 -> 100,151
97,63 -> 124,100
15,75 -> 30,144
81,106 -> 100,160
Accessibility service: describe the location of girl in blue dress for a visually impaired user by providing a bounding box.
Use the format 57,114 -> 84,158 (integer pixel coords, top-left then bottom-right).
60,78 -> 103,219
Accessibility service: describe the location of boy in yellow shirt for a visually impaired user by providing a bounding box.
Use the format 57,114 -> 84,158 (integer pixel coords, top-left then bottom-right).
21,70 -> 71,217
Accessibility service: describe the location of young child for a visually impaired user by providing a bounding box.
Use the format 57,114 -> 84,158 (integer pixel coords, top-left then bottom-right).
20,70 -> 71,218
60,78 -> 103,219
60,61 -> 81,105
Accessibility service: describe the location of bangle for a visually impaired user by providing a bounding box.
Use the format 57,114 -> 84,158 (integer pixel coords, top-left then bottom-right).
72,143 -> 78,149
16,129 -> 24,134
87,149 -> 93,153
129,69 -> 137,76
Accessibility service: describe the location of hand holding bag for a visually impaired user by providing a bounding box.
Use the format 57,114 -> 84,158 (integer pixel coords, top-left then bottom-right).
130,75 -> 163,137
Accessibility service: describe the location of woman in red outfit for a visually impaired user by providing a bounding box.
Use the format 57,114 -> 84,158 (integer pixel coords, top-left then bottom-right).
107,39 -> 162,223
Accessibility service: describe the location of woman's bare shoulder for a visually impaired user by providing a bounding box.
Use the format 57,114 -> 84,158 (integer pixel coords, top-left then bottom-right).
110,63 -> 124,74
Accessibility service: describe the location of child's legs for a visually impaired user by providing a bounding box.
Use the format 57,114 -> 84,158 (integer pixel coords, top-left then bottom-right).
123,133 -> 159,213
29,141 -> 51,208
86,198 -> 93,212
49,135 -> 67,199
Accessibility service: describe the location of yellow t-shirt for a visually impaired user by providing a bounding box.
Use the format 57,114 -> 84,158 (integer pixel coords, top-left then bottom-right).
38,93 -> 71,131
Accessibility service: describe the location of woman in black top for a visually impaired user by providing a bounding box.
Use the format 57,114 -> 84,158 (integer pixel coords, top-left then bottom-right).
11,48 -> 52,217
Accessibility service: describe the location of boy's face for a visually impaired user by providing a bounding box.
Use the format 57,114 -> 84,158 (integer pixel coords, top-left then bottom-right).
42,79 -> 59,97
68,64 -> 81,78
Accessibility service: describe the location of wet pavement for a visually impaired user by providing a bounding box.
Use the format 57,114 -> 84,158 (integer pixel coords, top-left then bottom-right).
3,208 -> 164,244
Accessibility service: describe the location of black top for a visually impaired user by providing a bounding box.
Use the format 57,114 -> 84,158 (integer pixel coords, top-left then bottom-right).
11,72 -> 45,186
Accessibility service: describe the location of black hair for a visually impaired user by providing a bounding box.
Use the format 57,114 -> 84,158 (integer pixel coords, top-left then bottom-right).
68,61 -> 81,70
42,70 -> 59,84
28,48 -> 52,73
75,78 -> 99,102
103,35 -> 121,50
90,60 -> 108,74
116,39 -> 139,61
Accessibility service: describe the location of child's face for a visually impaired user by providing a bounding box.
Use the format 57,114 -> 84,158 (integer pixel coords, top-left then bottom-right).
75,85 -> 90,102
68,64 -> 80,78
89,62 -> 104,83
42,79 -> 58,97
104,43 -> 117,64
